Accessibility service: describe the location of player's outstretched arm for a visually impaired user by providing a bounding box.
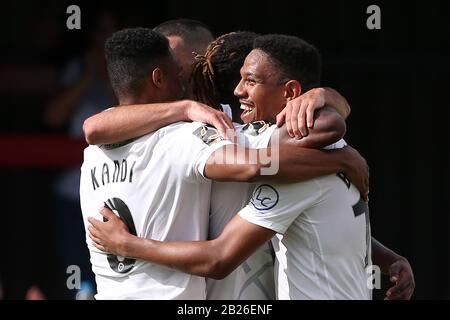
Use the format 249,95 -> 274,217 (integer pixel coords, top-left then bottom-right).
88,208 -> 275,280
372,238 -> 415,300
83,100 -> 233,145
203,144 -> 368,200
204,103 -> 346,183
203,103 -> 368,198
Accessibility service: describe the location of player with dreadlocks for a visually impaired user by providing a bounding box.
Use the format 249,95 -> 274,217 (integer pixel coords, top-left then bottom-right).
189,31 -> 354,299
87,31 -> 414,300
190,31 -> 352,135
182,30 -> 414,301
84,31 -> 364,300
191,32 -> 259,123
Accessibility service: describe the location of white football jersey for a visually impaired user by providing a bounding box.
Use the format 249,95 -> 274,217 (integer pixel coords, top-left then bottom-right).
239,175 -> 372,300
220,104 -> 233,120
80,121 -> 232,300
206,122 -> 277,300
235,124 -> 372,300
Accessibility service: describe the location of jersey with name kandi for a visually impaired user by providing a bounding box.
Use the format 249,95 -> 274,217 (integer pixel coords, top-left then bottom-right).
80,121 -> 231,300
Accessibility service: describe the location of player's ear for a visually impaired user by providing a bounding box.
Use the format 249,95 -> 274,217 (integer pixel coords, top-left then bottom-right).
151,68 -> 164,88
284,80 -> 302,101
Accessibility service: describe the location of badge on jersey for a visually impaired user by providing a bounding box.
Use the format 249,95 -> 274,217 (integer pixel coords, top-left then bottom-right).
193,125 -> 223,146
242,121 -> 271,136
250,184 -> 279,211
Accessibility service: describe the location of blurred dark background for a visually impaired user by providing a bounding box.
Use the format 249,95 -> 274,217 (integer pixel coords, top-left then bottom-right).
0,0 -> 448,299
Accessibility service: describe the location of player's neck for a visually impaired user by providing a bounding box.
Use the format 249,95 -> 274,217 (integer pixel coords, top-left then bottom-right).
118,94 -> 157,106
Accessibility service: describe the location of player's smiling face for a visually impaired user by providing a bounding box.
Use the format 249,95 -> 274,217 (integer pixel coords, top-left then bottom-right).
234,49 -> 287,124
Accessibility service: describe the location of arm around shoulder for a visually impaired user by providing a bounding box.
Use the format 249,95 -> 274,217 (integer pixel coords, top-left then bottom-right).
282,106 -> 346,149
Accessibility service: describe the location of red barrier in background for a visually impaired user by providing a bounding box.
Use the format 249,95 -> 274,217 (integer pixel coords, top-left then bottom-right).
0,135 -> 87,168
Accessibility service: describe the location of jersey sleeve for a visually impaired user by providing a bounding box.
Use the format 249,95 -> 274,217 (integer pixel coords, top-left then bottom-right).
238,181 -> 322,234
323,139 -> 347,150
177,122 -> 233,180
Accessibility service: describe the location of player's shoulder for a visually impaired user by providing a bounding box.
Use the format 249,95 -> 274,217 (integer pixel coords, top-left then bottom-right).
190,122 -> 225,146
240,120 -> 273,136
237,121 -> 276,149
161,121 -> 210,135
149,121 -> 202,142
152,121 -> 226,147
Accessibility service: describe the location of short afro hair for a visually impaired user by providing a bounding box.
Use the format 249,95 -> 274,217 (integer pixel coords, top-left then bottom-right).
253,34 -> 322,92
105,27 -> 171,98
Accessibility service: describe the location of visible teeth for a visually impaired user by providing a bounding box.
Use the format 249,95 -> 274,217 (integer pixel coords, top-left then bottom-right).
240,104 -> 254,111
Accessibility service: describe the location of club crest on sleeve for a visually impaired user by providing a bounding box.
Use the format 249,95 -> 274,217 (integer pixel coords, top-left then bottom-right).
193,125 -> 223,146
251,184 -> 279,211
242,120 -> 271,136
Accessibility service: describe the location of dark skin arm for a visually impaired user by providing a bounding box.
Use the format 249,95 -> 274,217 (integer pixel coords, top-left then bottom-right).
83,91 -> 368,193
204,107 -> 369,199
83,86 -> 347,145
86,108 -> 366,279
83,100 -> 234,144
89,208 -> 275,280
203,144 -> 368,198
276,87 -> 351,138
89,212 -> 415,296
276,106 -> 346,149
87,102 -> 368,275
372,238 -> 415,300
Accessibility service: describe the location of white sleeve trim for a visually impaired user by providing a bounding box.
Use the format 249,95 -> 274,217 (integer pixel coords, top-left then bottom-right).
238,209 -> 287,234
323,139 -> 347,150
196,140 -> 234,179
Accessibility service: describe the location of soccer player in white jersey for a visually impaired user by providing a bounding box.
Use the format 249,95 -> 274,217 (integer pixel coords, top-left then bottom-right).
83,31 -> 369,300
80,28 -> 233,299
192,32 -> 355,300
190,33 -> 412,300
153,19 -> 215,100
85,32 -> 413,300
88,34 -> 415,300
81,28 -> 371,300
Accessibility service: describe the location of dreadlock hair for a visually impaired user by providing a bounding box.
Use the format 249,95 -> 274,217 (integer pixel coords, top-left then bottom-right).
191,31 -> 258,113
